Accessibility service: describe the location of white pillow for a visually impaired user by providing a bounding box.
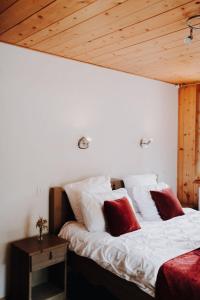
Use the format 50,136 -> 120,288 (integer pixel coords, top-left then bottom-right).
63,176 -> 112,223
123,174 -> 158,187
123,174 -> 158,212
80,188 -> 135,232
131,182 -> 168,221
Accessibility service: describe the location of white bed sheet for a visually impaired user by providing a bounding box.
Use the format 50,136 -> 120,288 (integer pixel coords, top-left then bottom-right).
59,208 -> 200,297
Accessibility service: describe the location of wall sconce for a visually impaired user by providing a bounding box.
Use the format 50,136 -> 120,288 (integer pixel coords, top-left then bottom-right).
140,138 -> 153,148
78,136 -> 92,149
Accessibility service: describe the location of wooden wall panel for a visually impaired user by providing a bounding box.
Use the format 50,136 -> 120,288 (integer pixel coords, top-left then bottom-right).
177,88 -> 185,203
196,86 -> 200,177
194,86 -> 200,206
178,85 -> 200,208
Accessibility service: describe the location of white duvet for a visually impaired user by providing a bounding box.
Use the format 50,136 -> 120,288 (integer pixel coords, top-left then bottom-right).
59,208 -> 200,297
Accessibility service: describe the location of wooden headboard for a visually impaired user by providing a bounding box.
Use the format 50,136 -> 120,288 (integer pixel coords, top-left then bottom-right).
49,179 -> 124,234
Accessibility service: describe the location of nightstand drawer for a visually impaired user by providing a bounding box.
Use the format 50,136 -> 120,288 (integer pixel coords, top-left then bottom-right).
32,246 -> 66,271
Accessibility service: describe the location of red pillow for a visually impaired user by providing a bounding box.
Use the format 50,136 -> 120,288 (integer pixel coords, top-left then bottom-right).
150,188 -> 184,220
104,197 -> 141,236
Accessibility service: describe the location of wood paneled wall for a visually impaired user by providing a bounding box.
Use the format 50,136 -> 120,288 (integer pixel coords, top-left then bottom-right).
178,84 -> 200,208
196,91 -> 200,177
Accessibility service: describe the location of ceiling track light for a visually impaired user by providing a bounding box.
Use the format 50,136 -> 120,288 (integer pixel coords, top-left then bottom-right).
184,15 -> 200,44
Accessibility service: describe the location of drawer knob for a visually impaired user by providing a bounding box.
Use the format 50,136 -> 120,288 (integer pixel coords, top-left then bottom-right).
49,251 -> 53,260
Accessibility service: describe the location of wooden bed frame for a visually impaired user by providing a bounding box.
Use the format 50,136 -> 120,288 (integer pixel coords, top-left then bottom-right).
49,179 -> 153,300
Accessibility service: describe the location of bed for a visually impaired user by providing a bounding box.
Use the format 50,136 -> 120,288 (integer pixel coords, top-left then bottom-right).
49,179 -> 153,300
49,179 -> 200,300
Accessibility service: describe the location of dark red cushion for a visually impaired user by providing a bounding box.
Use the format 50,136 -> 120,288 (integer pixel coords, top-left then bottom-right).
150,188 -> 184,220
104,197 -> 141,236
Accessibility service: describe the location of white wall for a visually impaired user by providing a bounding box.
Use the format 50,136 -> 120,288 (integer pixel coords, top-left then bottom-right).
0,42 -> 178,298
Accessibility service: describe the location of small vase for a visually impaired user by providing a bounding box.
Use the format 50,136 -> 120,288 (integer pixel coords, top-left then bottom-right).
38,228 -> 43,241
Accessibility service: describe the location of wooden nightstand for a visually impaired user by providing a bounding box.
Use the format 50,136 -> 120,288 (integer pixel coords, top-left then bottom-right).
9,234 -> 67,300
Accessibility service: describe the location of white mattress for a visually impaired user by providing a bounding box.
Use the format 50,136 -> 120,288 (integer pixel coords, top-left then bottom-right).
59,208 -> 200,297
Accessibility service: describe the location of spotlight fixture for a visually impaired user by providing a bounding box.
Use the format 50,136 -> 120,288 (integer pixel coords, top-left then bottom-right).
184,27 -> 193,45
184,15 -> 200,44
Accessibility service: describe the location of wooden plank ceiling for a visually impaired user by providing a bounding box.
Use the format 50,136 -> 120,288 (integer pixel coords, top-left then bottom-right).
0,0 -> 200,84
